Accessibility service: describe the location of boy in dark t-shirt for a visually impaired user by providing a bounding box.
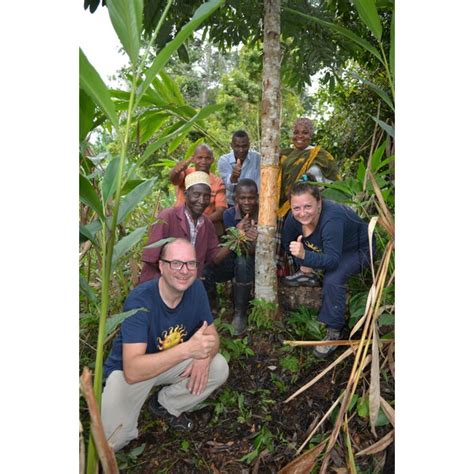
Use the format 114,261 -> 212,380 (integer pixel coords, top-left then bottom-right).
102,238 -> 229,451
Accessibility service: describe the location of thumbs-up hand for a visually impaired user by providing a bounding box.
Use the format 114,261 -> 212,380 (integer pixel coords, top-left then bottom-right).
230,158 -> 242,183
246,221 -> 258,242
237,213 -> 251,233
187,321 -> 217,359
289,235 -> 305,259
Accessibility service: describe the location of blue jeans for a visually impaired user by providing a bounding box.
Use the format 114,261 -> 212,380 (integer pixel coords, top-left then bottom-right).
204,253 -> 255,288
318,246 -> 373,331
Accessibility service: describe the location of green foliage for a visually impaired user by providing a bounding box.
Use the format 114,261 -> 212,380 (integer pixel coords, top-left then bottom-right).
80,1 -> 226,471
279,355 -> 299,374
239,425 -> 275,464
286,306 -> 326,340
115,443 -> 146,471
220,226 -> 251,257
107,0 -> 143,66
213,318 -> 255,363
248,299 -> 278,329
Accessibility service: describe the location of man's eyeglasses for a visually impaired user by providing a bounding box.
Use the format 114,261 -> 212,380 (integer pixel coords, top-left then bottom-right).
160,259 -> 199,271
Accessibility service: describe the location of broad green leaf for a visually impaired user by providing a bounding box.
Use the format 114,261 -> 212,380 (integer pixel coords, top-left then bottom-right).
101,157 -> 121,205
167,103 -> 223,154
80,274 -> 98,304
117,178 -> 156,224
80,220 -> 102,244
106,307 -> 148,336
184,138 -> 206,160
283,7 -> 383,65
353,0 -> 382,41
348,394 -> 359,412
140,120 -> 187,163
144,236 -> 176,250
79,49 -> 119,128
375,408 -> 390,427
122,179 -> 146,194
111,225 -> 148,270
79,223 -> 99,246
107,0 -> 143,66
379,313 -> 395,326
357,396 -> 369,418
137,0 -> 224,104
375,155 -> 395,173
159,70 -> 186,105
80,174 -> 105,221
137,110 -> 170,144
79,88 -> 96,142
349,71 -> 394,111
370,116 -> 395,138
369,140 -> 387,172
356,160 -> 366,183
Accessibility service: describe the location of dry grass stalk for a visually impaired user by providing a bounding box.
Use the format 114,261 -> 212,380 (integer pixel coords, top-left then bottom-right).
284,348 -> 353,404
343,414 -> 357,474
369,171 -> 394,234
380,396 -> 395,427
355,429 -> 394,457
296,391 -> 345,455
80,240 -> 93,261
387,341 -> 395,377
278,440 -> 327,474
283,339 -> 394,347
369,326 -> 381,436
319,239 -> 394,473
349,284 -> 376,337
80,367 -> 119,474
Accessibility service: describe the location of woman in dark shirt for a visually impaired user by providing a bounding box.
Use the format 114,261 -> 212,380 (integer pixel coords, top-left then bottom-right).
282,174 -> 374,357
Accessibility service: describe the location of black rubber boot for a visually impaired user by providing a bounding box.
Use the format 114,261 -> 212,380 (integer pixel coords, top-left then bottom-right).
232,282 -> 252,336
206,282 -> 219,315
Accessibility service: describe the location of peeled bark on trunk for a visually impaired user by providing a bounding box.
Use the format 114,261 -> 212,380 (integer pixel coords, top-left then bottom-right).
255,0 -> 281,304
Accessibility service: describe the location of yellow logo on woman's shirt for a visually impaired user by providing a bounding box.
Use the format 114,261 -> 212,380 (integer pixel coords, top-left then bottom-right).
304,240 -> 322,253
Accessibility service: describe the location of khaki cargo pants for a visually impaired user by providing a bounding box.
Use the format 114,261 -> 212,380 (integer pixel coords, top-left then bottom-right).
101,353 -> 229,451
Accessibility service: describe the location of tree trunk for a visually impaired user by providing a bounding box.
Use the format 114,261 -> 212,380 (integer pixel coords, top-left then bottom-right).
255,0 -> 281,304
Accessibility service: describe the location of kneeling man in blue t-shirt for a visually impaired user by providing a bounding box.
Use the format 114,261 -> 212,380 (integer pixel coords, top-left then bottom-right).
102,238 -> 229,451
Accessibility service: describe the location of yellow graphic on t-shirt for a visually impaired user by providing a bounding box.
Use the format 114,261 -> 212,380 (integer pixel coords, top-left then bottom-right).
304,240 -> 322,253
157,324 -> 187,351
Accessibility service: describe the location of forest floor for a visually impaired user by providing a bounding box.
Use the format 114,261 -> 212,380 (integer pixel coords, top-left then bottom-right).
111,284 -> 395,473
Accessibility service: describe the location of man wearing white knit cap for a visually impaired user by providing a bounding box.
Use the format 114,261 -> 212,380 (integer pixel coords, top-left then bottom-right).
140,172 -> 229,283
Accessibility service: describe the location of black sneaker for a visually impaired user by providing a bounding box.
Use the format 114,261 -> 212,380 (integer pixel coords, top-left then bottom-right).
148,396 -> 194,431
314,328 -> 342,358
282,270 -> 318,287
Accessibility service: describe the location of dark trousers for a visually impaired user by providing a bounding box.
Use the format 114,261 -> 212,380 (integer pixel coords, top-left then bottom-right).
318,247 -> 372,331
204,253 -> 255,288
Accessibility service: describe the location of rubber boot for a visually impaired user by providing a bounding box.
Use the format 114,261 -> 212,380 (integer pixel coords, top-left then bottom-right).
206,282 -> 219,316
232,282 -> 252,336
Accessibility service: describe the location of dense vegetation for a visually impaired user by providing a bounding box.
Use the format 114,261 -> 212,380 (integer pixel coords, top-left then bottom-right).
80,0 -> 394,472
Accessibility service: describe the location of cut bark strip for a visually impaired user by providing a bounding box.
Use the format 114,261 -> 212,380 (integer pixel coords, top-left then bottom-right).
80,367 -> 119,473
283,339 -> 394,347
355,430 -> 394,457
255,0 -> 281,304
284,348 -> 353,404
278,440 -> 327,474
